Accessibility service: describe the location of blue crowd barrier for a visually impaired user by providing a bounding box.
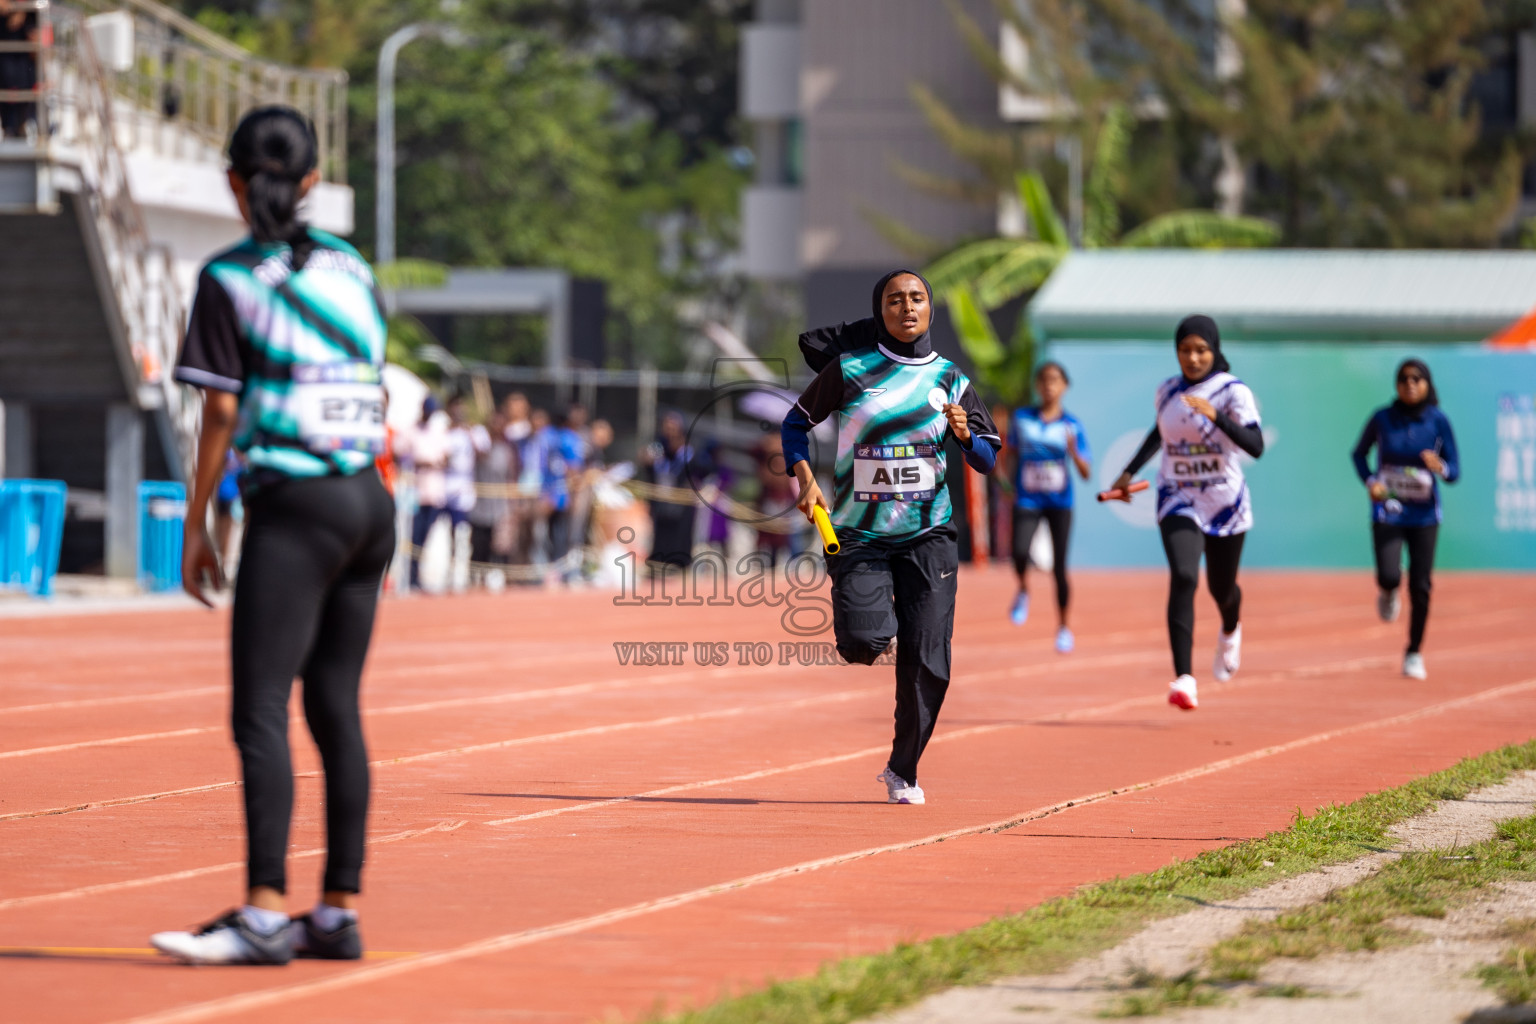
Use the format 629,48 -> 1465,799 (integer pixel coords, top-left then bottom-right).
139,481 -> 187,593
0,480 -> 68,598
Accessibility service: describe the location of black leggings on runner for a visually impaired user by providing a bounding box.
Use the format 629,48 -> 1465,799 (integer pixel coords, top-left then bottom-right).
232,470 -> 396,895
1160,516 -> 1245,678
827,523 -> 958,786
1012,506 -> 1072,613
1372,522 -> 1437,654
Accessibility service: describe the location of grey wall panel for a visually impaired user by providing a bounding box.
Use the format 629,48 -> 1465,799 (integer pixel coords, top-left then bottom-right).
801,0 -> 1004,270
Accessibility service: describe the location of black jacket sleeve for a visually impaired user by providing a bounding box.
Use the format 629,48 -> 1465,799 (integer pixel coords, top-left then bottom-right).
798,318 -> 879,374
1213,412 -> 1264,458
1122,425 -> 1162,477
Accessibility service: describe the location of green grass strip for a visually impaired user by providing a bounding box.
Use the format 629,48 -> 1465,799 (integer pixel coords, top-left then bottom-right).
650,739 -> 1536,1024
1207,815 -> 1536,982
1476,919 -> 1536,1004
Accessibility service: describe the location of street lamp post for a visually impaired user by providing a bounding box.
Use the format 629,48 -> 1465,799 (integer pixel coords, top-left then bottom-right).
376,22 -> 454,266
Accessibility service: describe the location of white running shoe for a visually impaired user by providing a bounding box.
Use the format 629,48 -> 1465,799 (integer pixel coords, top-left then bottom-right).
1378,588 -> 1401,623
876,767 -> 925,805
1212,624 -> 1241,682
1055,626 -> 1075,654
1168,674 -> 1199,711
151,909 -> 292,965
1403,652 -> 1427,680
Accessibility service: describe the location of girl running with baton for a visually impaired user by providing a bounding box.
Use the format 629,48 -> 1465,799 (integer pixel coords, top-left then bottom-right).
783,270 -> 1001,805
152,107 -> 395,964
1109,315 -> 1264,711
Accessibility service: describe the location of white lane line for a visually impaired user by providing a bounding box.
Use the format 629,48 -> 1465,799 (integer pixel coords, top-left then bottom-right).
110,675 -> 1536,1024
0,728 -> 212,761
0,687 -> 883,822
0,687 -> 225,717
4,631 -> 1529,818
0,821 -> 469,911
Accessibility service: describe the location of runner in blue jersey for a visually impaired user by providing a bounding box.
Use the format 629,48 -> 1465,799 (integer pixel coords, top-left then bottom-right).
783,270 -> 1001,805
153,107 -> 393,965
1351,358 -> 1459,680
1007,361 -> 1091,652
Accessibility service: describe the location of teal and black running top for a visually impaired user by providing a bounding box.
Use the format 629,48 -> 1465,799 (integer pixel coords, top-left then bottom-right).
174,230 -> 388,490
783,326 -> 1000,545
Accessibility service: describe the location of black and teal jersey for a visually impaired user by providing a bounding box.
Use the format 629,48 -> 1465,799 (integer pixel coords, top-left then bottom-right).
175,230 -> 388,487
787,341 -> 1001,544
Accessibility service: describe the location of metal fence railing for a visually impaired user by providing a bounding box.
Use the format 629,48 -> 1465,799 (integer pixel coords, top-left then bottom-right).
70,0 -> 347,180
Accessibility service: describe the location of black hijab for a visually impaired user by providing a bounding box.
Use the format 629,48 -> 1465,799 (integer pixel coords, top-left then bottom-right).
872,269 -> 935,359
1392,358 -> 1439,414
1175,314 -> 1231,378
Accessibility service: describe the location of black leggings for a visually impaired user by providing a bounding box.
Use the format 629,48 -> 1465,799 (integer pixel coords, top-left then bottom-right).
1012,506 -> 1072,613
232,470 -> 396,895
827,524 -> 958,786
1160,517 -> 1245,677
1373,522 -> 1438,654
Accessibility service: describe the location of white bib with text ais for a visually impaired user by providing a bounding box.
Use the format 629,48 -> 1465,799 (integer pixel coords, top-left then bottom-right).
1379,464 -> 1434,502
853,443 -> 940,502
1163,442 -> 1227,486
291,361 -> 386,455
1022,458 -> 1068,493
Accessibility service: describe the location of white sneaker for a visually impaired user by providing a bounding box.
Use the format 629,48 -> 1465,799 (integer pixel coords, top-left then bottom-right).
151,909 -> 293,965
1212,624 -> 1241,681
1378,588 -> 1401,623
1168,674 -> 1199,710
876,767 -> 925,805
1403,652 -> 1427,680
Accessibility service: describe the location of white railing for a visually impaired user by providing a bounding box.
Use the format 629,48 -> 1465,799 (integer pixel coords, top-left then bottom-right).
72,0 -> 347,181
45,8 -> 196,477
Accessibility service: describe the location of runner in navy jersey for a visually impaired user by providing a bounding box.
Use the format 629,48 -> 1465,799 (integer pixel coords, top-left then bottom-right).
1351,358 -> 1459,680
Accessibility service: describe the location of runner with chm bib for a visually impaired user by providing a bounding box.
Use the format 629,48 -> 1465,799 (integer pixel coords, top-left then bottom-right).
1165,441 -> 1226,486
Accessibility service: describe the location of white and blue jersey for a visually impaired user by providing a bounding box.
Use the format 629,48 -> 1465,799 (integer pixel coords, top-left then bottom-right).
1154,371 -> 1261,536
1351,404 -> 1459,527
1009,407 -> 1089,510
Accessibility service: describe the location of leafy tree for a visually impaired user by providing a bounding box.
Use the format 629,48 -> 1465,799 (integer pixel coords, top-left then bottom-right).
934,0 -> 1527,249
182,0 -> 749,369
922,105 -> 1278,405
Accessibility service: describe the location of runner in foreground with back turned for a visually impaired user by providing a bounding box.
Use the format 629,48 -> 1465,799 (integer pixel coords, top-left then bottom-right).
1007,361 -> 1092,652
1351,359 -> 1459,680
153,107 -> 394,964
1109,315 -> 1264,711
783,270 -> 1001,805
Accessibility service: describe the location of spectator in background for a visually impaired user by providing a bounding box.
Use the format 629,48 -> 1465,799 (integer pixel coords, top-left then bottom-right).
407,400 -> 451,591
640,410 -> 709,569
754,433 -> 801,566
540,406 -> 587,581
443,395 -> 489,533
502,392 -> 532,446
0,0 -> 38,142
470,409 -> 516,581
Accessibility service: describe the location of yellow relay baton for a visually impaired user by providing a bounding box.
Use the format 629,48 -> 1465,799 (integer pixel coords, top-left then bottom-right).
812,505 -> 840,554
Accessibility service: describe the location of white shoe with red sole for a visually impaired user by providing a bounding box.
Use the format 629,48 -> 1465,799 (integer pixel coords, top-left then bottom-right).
1168,674 -> 1199,710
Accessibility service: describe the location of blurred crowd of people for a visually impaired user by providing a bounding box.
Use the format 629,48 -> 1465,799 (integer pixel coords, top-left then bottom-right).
0,0 -> 39,143
392,392 -> 617,591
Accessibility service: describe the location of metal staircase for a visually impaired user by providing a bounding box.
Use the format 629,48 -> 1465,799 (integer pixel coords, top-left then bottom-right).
0,0 -> 349,575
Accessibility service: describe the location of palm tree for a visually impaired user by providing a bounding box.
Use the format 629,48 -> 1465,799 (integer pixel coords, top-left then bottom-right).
922,106 -> 1278,405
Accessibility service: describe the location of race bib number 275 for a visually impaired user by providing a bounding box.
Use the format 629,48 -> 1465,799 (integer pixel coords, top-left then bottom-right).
292,362 -> 386,454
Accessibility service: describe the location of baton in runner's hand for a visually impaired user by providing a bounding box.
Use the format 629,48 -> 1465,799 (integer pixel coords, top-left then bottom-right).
1097,480 -> 1150,503
812,505 -> 840,554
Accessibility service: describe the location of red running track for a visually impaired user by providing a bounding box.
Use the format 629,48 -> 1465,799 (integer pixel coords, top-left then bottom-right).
1,569 -> 1534,1024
